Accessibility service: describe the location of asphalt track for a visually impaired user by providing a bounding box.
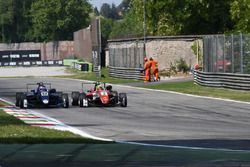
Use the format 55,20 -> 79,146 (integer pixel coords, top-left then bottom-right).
1,77 -> 250,148
1,77 -> 250,166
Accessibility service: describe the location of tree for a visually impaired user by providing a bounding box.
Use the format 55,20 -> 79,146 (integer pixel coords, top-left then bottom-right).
100,17 -> 114,39
30,0 -> 91,41
182,0 -> 234,34
117,0 -> 131,16
230,0 -> 250,33
100,3 -> 112,19
0,0 -> 36,42
100,3 -> 120,20
94,7 -> 99,16
111,0 -> 235,37
0,0 -> 14,42
110,7 -> 143,38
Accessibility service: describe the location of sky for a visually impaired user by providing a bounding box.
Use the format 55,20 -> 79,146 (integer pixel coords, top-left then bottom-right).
89,0 -> 123,10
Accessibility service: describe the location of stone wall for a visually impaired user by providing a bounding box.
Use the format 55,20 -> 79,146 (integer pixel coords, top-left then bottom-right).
145,39 -> 198,71
108,36 -> 202,71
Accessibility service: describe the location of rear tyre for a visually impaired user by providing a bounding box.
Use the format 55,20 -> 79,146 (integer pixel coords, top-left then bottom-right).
72,91 -> 80,106
119,93 -> 127,107
79,93 -> 88,108
62,93 -> 69,108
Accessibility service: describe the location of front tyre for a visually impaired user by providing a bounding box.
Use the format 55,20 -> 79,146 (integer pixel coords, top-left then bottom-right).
72,91 -> 80,106
19,94 -> 28,109
79,93 -> 88,108
16,92 -> 23,107
119,93 -> 127,107
62,93 -> 69,108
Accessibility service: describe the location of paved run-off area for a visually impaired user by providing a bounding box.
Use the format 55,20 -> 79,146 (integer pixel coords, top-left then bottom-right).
0,66 -> 70,77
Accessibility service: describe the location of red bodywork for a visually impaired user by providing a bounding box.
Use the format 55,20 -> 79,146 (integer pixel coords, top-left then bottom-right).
86,89 -> 111,105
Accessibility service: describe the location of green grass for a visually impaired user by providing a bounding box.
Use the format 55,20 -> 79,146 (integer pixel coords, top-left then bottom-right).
144,81 -> 250,102
0,109 -> 110,144
59,67 -> 141,84
0,100 -> 8,107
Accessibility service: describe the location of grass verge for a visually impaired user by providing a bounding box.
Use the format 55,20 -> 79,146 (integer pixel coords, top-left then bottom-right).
0,109 -> 110,144
143,81 -> 250,102
0,100 -> 8,107
58,67 -> 141,84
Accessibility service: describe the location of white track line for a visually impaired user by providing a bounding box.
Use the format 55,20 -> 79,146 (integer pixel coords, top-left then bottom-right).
117,141 -> 250,153
60,77 -> 250,105
0,98 -> 112,142
117,84 -> 250,105
2,79 -> 250,151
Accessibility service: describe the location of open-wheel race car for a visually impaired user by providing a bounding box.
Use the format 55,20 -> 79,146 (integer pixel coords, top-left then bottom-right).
71,82 -> 127,107
16,82 -> 69,109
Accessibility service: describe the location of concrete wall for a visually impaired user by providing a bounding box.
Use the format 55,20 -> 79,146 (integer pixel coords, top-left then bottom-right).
0,41 -> 74,61
73,28 -> 92,62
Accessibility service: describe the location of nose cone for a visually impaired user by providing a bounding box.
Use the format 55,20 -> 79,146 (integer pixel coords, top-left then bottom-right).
43,99 -> 49,104
101,95 -> 109,104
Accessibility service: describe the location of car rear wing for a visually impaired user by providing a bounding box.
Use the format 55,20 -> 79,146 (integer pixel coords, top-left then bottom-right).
81,82 -> 107,92
26,83 -> 51,92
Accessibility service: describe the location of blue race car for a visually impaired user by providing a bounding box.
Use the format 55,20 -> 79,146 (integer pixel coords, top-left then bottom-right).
16,82 -> 69,109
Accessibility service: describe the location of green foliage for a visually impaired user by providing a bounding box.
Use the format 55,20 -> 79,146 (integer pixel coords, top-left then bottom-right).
110,7 -> 143,38
191,41 -> 202,64
100,17 -> 114,39
230,0 -> 250,33
100,3 -> 120,20
143,81 -> 250,102
176,58 -> 189,73
182,0 -> 234,34
110,0 -> 235,38
0,0 -> 35,42
29,0 -> 91,41
0,0 -> 92,42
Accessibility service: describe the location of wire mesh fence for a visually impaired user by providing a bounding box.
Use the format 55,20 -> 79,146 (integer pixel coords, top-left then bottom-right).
203,34 -> 250,74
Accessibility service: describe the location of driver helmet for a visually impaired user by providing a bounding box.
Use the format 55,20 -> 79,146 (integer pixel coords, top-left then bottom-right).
38,82 -> 46,91
38,82 -> 44,86
95,81 -> 103,90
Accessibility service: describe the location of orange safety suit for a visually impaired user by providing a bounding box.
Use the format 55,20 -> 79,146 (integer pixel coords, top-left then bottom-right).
150,59 -> 159,81
144,59 -> 151,82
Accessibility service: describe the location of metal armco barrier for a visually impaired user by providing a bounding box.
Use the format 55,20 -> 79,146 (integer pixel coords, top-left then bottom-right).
194,70 -> 250,90
0,60 -> 63,67
109,66 -> 143,80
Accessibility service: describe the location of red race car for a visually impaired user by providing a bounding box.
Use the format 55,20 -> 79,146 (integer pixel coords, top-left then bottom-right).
71,82 -> 127,107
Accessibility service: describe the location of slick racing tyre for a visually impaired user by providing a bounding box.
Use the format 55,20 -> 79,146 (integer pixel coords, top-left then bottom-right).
16,92 -> 23,107
62,93 -> 69,108
112,91 -> 119,104
119,93 -> 127,107
72,91 -> 80,106
79,93 -> 88,108
19,94 -> 28,109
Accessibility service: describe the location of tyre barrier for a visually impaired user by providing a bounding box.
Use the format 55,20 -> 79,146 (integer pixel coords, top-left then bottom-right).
109,66 -> 144,80
0,60 -> 63,67
193,70 -> 250,90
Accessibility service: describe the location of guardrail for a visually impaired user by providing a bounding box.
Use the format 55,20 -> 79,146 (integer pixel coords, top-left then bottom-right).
0,60 -> 63,67
193,70 -> 250,90
109,66 -> 143,80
